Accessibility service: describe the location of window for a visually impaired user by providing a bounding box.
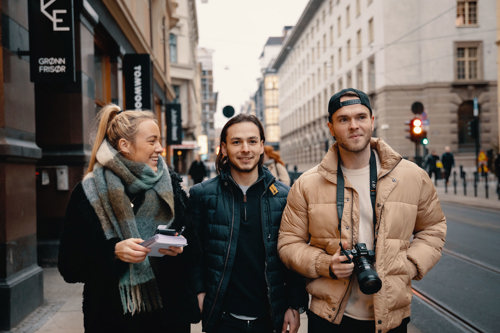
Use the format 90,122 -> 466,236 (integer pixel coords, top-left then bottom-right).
346,6 -> 350,27
330,55 -> 335,75
455,42 -> 481,80
169,33 -> 178,63
330,26 -> 334,45
337,17 -> 342,37
368,57 -> 375,92
346,71 -> 352,87
357,29 -> 362,53
356,0 -> 361,17
347,40 -> 351,60
456,0 -> 477,26
356,64 -> 363,90
368,18 -> 374,44
338,48 -> 342,69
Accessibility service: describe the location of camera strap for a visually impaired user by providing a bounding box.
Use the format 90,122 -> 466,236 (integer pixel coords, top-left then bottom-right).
336,149 -> 377,235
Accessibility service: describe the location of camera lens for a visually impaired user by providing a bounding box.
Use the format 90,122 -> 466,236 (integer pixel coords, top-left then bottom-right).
358,269 -> 382,294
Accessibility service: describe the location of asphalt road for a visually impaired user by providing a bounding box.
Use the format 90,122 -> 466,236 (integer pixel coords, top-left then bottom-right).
410,202 -> 500,333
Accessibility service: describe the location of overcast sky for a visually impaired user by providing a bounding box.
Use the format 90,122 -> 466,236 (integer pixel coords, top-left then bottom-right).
196,0 -> 309,127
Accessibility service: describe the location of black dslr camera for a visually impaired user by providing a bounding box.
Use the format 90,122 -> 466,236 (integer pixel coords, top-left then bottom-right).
341,243 -> 382,295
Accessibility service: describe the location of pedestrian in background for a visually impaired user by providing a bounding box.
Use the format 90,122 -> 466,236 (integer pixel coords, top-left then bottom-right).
188,154 -> 208,184
441,146 -> 455,185
424,150 -> 441,183
278,88 -> 446,333
58,104 -> 199,333
189,114 -> 308,333
264,145 -> 291,186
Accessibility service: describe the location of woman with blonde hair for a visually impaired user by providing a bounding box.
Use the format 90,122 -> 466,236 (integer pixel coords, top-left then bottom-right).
263,145 -> 291,186
58,104 -> 199,332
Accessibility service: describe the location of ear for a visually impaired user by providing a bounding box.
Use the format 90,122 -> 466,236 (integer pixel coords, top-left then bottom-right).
118,138 -> 131,155
220,142 -> 227,157
327,121 -> 336,137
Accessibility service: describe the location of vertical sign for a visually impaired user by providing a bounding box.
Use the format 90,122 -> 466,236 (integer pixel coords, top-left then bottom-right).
166,104 -> 182,144
123,54 -> 153,110
28,0 -> 76,82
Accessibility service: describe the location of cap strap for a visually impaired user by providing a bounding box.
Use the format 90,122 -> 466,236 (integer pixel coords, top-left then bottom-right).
339,99 -> 362,108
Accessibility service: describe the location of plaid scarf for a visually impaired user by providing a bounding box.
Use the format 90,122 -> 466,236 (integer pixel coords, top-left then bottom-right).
82,140 -> 175,314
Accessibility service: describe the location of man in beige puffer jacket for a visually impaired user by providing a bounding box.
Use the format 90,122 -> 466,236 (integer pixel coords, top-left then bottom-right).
278,88 -> 446,333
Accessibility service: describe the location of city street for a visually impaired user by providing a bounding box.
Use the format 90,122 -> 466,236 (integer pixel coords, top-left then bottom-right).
410,202 -> 500,333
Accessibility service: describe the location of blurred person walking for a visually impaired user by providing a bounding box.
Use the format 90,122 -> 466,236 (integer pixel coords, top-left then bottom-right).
441,146 -> 455,185
189,154 -> 208,184
264,145 -> 291,186
58,104 -> 199,333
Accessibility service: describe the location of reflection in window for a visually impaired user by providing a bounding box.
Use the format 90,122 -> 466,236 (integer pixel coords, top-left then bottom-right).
456,0 -> 477,26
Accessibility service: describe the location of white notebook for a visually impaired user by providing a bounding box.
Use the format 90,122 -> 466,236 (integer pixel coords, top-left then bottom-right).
141,234 -> 188,257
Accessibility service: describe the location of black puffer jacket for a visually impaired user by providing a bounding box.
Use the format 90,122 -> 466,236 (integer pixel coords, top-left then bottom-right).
189,167 -> 308,332
58,170 -> 200,332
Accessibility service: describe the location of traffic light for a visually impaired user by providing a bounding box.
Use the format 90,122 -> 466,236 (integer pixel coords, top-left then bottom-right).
467,118 -> 479,139
421,137 -> 429,146
409,117 -> 427,143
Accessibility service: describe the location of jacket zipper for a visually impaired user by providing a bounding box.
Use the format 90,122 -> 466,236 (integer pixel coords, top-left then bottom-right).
260,189 -> 274,320
243,194 -> 247,221
207,186 -> 236,322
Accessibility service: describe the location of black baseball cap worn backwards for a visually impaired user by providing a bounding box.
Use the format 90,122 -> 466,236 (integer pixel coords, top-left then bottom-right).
328,88 -> 372,120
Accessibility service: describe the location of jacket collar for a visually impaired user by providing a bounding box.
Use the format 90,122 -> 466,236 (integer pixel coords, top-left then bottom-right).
219,165 -> 276,190
318,138 -> 402,184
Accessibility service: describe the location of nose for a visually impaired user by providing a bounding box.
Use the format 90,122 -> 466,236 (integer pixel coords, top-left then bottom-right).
241,141 -> 250,152
154,141 -> 163,153
348,118 -> 360,129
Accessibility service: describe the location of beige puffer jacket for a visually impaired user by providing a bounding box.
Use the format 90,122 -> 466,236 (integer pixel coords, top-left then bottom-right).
278,138 -> 446,333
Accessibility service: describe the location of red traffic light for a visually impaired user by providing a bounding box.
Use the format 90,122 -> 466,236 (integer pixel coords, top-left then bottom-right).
409,117 -> 426,142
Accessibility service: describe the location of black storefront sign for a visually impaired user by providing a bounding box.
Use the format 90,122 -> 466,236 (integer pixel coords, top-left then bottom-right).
123,54 -> 153,110
28,0 -> 76,82
166,104 -> 182,144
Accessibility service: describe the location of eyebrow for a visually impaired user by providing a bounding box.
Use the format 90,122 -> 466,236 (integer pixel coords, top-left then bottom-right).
229,136 -> 260,141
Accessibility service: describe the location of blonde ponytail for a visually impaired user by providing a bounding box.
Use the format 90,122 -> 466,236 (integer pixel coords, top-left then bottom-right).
86,104 -> 156,174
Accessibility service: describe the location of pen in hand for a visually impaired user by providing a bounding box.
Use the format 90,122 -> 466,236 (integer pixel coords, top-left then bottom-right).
177,226 -> 186,236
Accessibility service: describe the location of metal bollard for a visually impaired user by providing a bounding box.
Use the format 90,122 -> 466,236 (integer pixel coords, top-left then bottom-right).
473,172 -> 478,197
453,170 -> 457,195
462,171 -> 467,196
484,173 -> 488,199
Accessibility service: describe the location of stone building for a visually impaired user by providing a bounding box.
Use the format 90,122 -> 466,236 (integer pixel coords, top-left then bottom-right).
273,0 -> 497,171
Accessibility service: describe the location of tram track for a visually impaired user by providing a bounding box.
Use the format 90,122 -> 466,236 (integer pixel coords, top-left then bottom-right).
442,247 -> 500,275
411,287 -> 484,333
409,247 -> 499,332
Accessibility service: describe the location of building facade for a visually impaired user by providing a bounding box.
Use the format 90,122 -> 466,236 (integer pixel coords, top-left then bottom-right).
0,0 -> 201,329
168,0 -> 201,174
274,0 -> 497,171
199,47 -> 218,161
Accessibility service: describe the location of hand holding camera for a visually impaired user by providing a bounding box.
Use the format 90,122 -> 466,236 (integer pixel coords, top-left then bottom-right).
330,241 -> 355,279
340,242 -> 382,295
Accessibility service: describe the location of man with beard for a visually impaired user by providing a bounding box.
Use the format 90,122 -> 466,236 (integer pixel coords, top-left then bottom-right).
189,114 -> 307,333
278,88 -> 446,333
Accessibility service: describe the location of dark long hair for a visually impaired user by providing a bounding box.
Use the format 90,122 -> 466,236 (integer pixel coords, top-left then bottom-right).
215,114 -> 266,174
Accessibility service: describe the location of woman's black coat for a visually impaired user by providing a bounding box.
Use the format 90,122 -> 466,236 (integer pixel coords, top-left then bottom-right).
58,171 -> 200,332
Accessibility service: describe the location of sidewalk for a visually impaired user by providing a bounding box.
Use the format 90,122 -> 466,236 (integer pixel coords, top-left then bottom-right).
5,185 -> 497,333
